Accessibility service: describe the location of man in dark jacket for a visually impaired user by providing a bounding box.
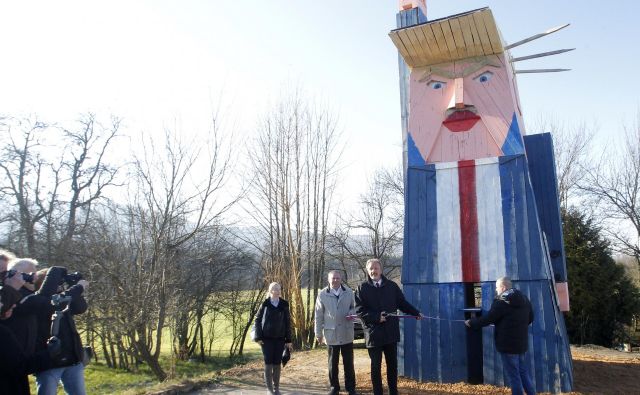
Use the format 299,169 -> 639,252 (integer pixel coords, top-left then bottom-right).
355,259 -> 423,395
33,267 -> 89,395
0,285 -> 60,395
465,277 -> 535,395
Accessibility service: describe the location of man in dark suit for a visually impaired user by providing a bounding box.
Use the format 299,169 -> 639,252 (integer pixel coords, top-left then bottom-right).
465,277 -> 535,395
355,258 -> 423,395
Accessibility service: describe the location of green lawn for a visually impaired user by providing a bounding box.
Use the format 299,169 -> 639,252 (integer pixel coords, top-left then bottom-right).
29,317 -> 263,394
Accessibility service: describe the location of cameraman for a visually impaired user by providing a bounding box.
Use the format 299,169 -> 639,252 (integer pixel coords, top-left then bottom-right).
3,259 -> 61,358
0,285 -> 60,395
33,267 -> 89,395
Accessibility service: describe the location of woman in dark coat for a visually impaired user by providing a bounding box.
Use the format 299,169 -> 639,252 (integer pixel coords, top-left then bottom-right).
254,282 -> 292,395
0,285 -> 54,395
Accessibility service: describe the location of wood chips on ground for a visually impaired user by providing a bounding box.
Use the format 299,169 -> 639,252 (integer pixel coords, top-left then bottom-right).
215,344 -> 640,394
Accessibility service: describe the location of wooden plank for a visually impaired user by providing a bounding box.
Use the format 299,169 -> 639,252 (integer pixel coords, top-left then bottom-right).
448,18 -> 469,59
403,170 -> 418,282
420,285 -> 433,380
435,164 -> 461,283
498,156 -> 518,279
543,281 -> 561,393
439,284 -> 453,382
406,27 -> 430,67
525,175 -> 546,280
481,9 -> 503,53
404,285 -> 418,378
415,25 -> 437,64
481,282 -> 501,385
466,13 -> 485,57
405,167 -> 437,284
472,11 -> 494,55
439,19 -> 460,60
430,23 -> 453,64
451,284 -> 468,382
421,24 -> 446,65
457,15 -> 480,58
523,134 -> 567,281
476,159 -> 506,282
528,282 -> 547,391
389,31 -> 416,66
413,286 -> 424,380
414,25 -> 437,64
419,286 -> 431,381
511,48 -> 574,62
429,285 -> 441,381
398,29 -> 421,67
424,169 -> 438,283
505,23 -> 570,50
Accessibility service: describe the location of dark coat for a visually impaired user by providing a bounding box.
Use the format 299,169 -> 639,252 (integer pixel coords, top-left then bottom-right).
470,288 -> 534,354
0,324 -> 51,395
2,270 -> 62,356
254,298 -> 292,342
355,276 -> 420,348
34,267 -> 88,369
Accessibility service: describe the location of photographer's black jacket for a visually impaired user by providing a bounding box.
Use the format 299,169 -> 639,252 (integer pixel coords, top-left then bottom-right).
2,270 -> 61,356
355,276 -> 420,348
0,324 -> 51,395
34,267 -> 88,369
254,298 -> 292,342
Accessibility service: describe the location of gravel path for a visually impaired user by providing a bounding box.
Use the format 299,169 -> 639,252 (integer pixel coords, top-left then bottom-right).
191,345 -> 640,395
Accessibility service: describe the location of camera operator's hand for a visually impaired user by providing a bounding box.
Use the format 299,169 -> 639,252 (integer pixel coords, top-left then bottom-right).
47,336 -> 62,359
77,279 -> 89,291
5,272 -> 25,291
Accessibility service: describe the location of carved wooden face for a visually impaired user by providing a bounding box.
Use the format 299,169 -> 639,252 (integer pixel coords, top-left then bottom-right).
407,53 -> 525,164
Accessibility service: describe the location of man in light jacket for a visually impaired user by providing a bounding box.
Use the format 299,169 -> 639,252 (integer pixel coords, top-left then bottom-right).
315,270 -> 358,395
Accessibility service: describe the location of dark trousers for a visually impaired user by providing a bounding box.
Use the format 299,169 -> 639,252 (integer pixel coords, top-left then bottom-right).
327,343 -> 356,394
261,338 -> 285,365
367,343 -> 398,395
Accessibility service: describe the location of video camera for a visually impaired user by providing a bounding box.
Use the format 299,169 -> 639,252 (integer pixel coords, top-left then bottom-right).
51,293 -> 73,308
63,271 -> 83,286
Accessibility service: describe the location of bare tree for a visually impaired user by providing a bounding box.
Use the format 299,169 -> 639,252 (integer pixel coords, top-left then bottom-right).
529,115 -> 595,209
0,114 -> 121,261
0,117 -> 60,256
82,120 -> 237,380
580,111 -> 640,261
56,113 -> 120,260
328,165 -> 404,282
243,92 -> 342,348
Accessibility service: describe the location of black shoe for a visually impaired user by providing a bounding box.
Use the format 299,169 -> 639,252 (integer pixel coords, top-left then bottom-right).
328,390 -> 339,395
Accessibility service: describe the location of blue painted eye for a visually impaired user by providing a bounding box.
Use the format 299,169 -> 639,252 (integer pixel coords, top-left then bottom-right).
427,80 -> 446,90
475,71 -> 494,83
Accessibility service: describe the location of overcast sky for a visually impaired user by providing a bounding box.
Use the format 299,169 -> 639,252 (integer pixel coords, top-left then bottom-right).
1,0 -> 638,212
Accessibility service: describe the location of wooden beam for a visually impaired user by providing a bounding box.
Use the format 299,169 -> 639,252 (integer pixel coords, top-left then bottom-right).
515,68 -> 571,73
389,31 -> 416,66
481,9 -> 503,53
505,24 -> 570,50
510,48 -> 575,62
472,12 -> 493,55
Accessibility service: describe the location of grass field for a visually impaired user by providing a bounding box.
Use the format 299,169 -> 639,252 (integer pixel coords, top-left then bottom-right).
29,316 -> 264,395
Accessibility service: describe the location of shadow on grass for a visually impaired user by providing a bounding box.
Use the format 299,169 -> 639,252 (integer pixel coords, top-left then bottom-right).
572,359 -> 640,395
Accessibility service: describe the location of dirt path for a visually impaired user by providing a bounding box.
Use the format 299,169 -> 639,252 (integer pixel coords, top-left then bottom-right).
194,345 -> 640,395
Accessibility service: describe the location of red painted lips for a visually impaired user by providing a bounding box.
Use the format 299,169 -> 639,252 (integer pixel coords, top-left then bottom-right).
443,110 -> 481,132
